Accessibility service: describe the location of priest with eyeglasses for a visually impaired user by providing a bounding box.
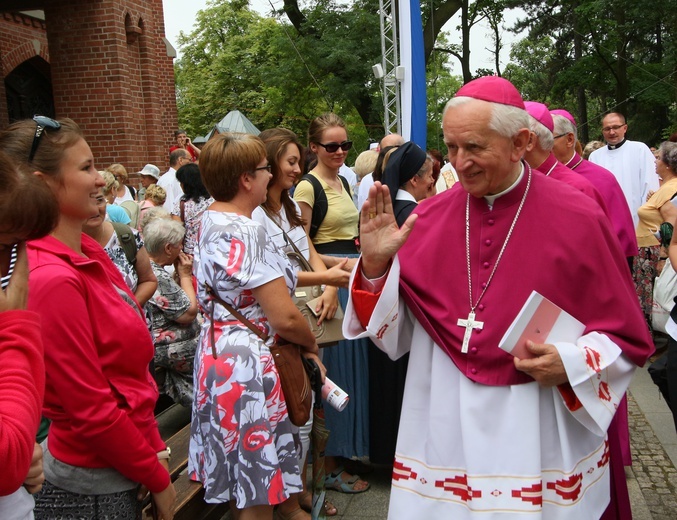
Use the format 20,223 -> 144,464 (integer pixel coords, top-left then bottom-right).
344,77 -> 653,519
589,112 -> 658,227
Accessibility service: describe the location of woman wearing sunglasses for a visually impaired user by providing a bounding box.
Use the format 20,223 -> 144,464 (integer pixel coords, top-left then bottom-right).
293,114 -> 370,495
0,117 -> 176,520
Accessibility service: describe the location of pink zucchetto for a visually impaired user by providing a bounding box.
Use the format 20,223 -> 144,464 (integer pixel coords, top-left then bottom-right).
550,109 -> 577,127
454,76 -> 525,110
524,101 -> 554,132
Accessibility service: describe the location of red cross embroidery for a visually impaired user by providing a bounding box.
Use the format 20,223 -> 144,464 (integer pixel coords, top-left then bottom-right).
597,440 -> 610,468
598,381 -> 611,401
434,474 -> 482,501
392,460 -> 418,482
511,482 -> 543,506
376,323 -> 389,340
546,473 -> 583,501
584,346 -> 602,373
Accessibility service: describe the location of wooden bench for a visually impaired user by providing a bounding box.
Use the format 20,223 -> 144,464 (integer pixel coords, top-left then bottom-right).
143,404 -> 229,520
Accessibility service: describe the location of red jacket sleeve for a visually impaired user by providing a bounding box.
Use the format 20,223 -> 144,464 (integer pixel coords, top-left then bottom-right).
351,271 -> 383,330
0,310 -> 44,495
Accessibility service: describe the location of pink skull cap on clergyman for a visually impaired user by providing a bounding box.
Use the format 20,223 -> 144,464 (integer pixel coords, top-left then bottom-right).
524,101 -> 554,132
454,76 -> 525,110
550,109 -> 577,126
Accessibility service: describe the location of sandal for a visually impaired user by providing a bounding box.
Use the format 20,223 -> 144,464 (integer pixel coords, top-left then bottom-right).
324,466 -> 370,494
298,492 -> 338,517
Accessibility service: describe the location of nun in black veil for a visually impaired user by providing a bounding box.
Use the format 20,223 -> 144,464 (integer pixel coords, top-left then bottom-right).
368,141 -> 434,465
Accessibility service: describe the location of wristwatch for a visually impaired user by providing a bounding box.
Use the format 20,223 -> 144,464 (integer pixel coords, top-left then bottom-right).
157,447 -> 171,460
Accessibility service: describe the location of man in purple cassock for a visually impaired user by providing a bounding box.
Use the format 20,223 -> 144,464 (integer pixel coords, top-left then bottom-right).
523,101 -> 609,214
550,109 -> 638,264
343,76 -> 653,519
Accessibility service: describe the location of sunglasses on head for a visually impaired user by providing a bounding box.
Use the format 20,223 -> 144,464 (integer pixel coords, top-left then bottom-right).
29,115 -> 61,161
317,140 -> 353,153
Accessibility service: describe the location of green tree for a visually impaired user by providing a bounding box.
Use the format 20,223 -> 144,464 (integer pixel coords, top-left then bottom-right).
505,0 -> 677,144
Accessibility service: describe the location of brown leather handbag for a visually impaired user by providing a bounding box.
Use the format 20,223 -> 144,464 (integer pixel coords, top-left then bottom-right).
205,284 -> 312,427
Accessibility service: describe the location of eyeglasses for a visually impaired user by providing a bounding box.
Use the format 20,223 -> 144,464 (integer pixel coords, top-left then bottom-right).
602,124 -> 626,133
29,115 -> 61,161
254,164 -> 272,172
553,133 -> 568,139
317,140 -> 353,153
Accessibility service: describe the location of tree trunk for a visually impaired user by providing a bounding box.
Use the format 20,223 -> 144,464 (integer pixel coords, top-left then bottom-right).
573,4 -> 588,143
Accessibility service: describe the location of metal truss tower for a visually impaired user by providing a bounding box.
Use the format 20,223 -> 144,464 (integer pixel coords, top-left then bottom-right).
378,0 -> 401,135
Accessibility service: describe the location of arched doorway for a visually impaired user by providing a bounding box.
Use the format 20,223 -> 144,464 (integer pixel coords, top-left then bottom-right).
5,56 -> 54,122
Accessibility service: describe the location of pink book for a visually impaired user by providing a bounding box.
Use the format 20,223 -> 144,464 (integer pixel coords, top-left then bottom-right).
499,291 -> 585,359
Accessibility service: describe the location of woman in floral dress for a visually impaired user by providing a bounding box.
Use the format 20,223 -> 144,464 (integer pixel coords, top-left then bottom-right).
188,133 -> 325,520
144,217 -> 199,407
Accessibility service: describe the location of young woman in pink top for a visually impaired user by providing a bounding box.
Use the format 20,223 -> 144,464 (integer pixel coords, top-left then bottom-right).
0,117 -> 176,520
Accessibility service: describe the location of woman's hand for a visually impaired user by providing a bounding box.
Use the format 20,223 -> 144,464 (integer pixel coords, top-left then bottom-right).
23,443 -> 44,494
315,286 -> 339,325
0,242 -> 28,312
175,252 -> 193,279
151,482 -> 177,520
302,350 -> 326,383
360,182 -> 417,278
323,259 -> 351,288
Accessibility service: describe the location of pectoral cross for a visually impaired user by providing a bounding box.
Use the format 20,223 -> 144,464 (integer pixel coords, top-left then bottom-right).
457,311 -> 484,353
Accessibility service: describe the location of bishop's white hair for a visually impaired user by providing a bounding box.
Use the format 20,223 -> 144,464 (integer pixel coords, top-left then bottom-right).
552,114 -> 578,140
443,97 -> 530,140
528,116 -> 554,151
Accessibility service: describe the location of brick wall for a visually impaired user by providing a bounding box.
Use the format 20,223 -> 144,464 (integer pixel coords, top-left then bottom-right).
0,2 -> 178,187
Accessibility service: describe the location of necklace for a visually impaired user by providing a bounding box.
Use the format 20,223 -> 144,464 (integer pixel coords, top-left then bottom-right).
457,165 -> 532,353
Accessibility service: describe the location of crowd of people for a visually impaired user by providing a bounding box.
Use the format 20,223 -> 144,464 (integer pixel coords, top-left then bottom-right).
1,75 -> 676,520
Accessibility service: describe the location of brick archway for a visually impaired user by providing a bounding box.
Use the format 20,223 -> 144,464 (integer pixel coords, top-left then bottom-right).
5,55 -> 54,121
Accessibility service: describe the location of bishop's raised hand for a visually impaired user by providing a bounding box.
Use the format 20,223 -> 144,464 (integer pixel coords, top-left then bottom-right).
359,182 -> 417,279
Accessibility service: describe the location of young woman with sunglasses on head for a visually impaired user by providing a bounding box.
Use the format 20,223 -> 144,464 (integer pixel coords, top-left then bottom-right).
293,114 -> 370,495
0,117 -> 176,520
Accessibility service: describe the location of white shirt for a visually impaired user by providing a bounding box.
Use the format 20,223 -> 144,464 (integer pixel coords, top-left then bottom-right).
157,167 -> 184,213
588,140 -> 658,227
357,173 -> 374,210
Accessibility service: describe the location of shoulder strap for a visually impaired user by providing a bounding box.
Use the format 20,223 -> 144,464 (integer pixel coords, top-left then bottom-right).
300,174 -> 327,240
110,222 -> 138,266
180,198 -> 186,223
260,206 -> 314,273
338,174 -> 350,195
205,283 -> 269,360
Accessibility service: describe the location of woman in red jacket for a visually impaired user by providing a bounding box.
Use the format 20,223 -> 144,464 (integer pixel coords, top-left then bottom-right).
0,117 -> 176,520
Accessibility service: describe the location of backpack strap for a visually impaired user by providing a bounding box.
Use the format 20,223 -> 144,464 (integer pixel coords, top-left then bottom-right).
338,174 -> 350,195
299,174 -> 327,240
110,222 -> 138,266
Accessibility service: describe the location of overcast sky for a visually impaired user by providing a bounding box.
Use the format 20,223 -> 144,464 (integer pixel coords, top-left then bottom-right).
161,0 -> 518,73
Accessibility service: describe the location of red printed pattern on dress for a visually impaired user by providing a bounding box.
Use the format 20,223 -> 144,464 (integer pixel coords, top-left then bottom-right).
434,474 -> 482,501
226,238 -> 246,275
511,482 -> 543,506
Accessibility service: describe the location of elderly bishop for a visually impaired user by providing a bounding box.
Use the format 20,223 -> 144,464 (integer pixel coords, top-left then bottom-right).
345,77 -> 653,519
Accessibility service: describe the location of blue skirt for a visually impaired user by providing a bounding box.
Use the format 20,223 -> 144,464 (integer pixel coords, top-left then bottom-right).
322,252 -> 369,459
